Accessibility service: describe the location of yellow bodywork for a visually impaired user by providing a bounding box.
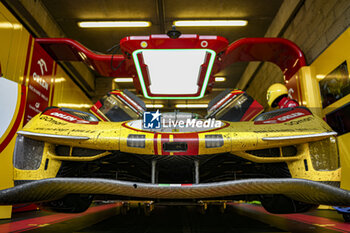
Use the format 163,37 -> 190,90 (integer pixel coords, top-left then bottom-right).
293,27 -> 350,189
14,109 -> 340,183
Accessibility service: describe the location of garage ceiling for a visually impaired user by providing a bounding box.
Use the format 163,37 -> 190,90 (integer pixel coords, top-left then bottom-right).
39,0 -> 283,112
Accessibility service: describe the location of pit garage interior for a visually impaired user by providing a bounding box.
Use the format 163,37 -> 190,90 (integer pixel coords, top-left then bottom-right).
1,0 -> 350,232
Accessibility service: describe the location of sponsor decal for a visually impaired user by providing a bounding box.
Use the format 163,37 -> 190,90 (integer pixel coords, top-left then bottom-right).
48,111 -> 90,124
277,112 -> 304,121
23,41 -> 55,125
50,112 -> 77,121
255,109 -> 310,125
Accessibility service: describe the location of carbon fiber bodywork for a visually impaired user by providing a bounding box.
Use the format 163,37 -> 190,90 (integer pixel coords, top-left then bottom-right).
3,178 -> 350,206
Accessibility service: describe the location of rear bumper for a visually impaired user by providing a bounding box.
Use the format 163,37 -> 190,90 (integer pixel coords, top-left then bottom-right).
3,178 -> 350,206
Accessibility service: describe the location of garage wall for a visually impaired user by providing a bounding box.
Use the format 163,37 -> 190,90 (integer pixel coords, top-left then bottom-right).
0,2 -> 92,207
52,66 -> 93,112
0,2 -> 92,111
245,0 -> 350,108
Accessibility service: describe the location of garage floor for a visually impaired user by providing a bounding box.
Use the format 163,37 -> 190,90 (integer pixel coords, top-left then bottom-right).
0,203 -> 349,233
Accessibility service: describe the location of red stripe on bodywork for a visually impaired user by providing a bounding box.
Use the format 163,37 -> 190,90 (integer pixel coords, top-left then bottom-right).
161,134 -> 170,155
173,133 -> 199,155
153,133 -> 158,155
0,85 -> 27,153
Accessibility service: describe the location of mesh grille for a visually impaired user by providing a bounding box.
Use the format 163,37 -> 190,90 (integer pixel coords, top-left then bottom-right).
13,135 -> 44,170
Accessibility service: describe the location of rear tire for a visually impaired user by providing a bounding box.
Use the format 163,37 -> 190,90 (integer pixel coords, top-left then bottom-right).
40,194 -> 93,213
260,194 -> 318,214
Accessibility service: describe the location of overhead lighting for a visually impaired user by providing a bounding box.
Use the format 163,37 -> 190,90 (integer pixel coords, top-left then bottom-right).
54,77 -> 66,83
215,77 -> 226,82
173,20 -> 247,27
316,74 -> 326,80
58,103 -> 92,109
0,22 -> 22,29
114,78 -> 133,83
146,104 -> 164,108
78,21 -> 151,28
175,104 -> 208,108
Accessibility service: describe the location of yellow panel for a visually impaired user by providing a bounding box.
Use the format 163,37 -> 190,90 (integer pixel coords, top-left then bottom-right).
0,3 -> 32,218
338,133 -> 350,190
52,66 -> 92,111
307,27 -> 350,190
0,2 -> 30,84
298,66 -> 323,117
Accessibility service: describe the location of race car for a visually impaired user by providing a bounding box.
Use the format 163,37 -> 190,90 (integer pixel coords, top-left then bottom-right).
5,87 -> 347,214
2,33 -> 350,214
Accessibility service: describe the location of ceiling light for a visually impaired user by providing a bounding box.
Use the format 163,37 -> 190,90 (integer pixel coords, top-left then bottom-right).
175,104 -> 208,108
173,20 -> 247,27
146,104 -> 164,108
215,77 -> 226,82
78,21 -> 151,28
114,78 -> 133,82
316,74 -> 326,80
58,103 -> 92,109
54,77 -> 66,83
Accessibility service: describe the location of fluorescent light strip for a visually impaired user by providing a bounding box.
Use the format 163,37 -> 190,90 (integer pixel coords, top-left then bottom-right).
146,104 -> 164,108
78,21 -> 151,28
174,20 -> 247,27
215,77 -> 226,82
58,103 -> 92,109
175,104 -> 208,108
114,78 -> 133,83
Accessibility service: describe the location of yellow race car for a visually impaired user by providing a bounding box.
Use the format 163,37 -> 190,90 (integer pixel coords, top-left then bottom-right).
2,34 -> 349,214
4,88 -> 348,214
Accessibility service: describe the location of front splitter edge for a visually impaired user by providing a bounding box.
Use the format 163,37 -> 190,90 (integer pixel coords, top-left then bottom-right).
1,178 -> 350,205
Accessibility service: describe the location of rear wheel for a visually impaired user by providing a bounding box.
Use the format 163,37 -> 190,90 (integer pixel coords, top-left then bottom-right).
40,194 -> 93,213
260,194 -> 318,214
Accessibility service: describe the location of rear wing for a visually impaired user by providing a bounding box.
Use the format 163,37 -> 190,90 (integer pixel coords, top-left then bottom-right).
36,37 -> 306,99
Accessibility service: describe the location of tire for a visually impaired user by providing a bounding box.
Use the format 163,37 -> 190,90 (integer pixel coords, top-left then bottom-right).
260,194 -> 318,214
39,194 -> 93,213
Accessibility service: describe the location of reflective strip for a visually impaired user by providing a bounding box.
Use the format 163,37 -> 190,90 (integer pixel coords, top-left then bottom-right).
17,131 -> 90,140
262,132 -> 337,141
